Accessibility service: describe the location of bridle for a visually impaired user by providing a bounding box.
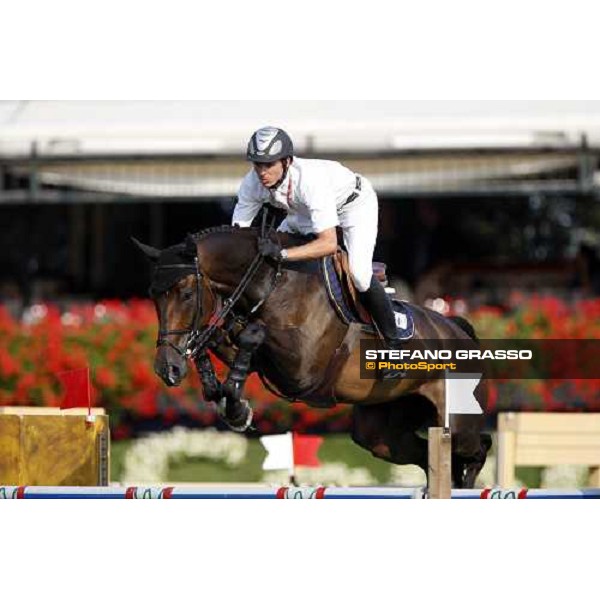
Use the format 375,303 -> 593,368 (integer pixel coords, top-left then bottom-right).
154,211 -> 280,360
155,255 -> 208,358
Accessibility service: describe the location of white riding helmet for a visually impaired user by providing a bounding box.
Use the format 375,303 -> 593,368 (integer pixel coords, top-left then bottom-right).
246,126 -> 294,163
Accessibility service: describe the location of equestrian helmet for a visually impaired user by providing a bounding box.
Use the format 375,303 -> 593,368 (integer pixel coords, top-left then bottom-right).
246,126 -> 293,163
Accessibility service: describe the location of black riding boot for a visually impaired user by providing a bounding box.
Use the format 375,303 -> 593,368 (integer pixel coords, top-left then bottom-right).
359,276 -> 405,380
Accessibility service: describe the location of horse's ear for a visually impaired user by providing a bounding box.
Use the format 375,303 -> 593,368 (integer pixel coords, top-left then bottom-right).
131,237 -> 161,262
183,234 -> 197,260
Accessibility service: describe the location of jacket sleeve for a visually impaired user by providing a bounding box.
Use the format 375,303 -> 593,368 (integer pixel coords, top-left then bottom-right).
232,174 -> 264,228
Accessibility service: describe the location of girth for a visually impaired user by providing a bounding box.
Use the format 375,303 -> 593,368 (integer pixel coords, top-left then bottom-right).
258,323 -> 362,408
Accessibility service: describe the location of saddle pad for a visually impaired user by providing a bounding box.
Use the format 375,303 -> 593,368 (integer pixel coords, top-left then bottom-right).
320,255 -> 359,324
320,255 -> 415,340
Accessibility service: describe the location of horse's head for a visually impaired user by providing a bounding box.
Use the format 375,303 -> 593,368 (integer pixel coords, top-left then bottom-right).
133,235 -> 217,387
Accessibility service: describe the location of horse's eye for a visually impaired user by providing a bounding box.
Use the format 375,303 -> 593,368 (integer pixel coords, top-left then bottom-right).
181,290 -> 194,301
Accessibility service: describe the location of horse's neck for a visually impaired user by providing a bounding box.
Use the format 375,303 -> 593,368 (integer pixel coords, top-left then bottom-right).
199,230 -> 259,290
198,230 -> 345,335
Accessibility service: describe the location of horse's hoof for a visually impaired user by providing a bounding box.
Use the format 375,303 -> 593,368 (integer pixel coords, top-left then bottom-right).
217,398 -> 253,432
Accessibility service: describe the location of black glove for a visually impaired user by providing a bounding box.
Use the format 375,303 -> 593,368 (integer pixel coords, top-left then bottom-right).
258,237 -> 282,261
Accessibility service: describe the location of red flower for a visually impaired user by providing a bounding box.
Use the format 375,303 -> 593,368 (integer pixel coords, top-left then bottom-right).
130,359 -> 157,388
0,348 -> 19,377
95,366 -> 117,390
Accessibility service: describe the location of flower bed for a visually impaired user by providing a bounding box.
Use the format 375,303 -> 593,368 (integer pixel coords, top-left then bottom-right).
468,294 -> 600,414
1,295 -> 599,439
121,427 -> 248,483
0,300 -> 352,436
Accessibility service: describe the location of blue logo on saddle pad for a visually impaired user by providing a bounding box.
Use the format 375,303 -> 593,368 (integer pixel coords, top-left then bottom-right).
391,300 -> 414,341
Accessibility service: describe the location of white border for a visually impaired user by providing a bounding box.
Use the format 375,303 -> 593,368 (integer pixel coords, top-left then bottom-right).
2,1 -> 598,596
3,1 -> 600,99
1,500 -> 597,598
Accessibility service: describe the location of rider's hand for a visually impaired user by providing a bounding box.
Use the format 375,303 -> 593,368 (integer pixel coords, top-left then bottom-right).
258,237 -> 283,261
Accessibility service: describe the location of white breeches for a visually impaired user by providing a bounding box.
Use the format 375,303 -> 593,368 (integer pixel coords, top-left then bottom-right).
277,177 -> 378,292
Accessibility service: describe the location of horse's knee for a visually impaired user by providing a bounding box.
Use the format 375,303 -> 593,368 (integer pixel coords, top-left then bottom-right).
351,424 -> 377,452
351,419 -> 392,460
355,437 -> 392,461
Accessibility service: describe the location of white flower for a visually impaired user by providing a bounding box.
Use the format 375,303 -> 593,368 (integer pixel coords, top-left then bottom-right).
388,465 -> 427,486
542,465 -> 588,488
121,427 -> 248,483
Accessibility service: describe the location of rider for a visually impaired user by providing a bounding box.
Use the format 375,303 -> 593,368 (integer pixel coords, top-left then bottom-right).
232,126 -> 403,380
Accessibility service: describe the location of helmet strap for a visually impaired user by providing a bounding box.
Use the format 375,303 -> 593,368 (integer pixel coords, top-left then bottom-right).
269,157 -> 292,190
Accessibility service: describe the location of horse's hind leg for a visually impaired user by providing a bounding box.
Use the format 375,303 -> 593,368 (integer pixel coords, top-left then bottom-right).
352,399 -> 492,489
451,430 -> 492,488
351,397 -> 435,476
461,433 -> 492,488
448,382 -> 491,488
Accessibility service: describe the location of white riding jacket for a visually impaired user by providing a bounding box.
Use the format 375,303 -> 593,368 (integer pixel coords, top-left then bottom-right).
231,156 -> 379,292
232,157 -> 365,234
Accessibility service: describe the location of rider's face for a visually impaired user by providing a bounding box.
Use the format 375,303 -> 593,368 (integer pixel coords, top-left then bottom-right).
253,160 -> 285,188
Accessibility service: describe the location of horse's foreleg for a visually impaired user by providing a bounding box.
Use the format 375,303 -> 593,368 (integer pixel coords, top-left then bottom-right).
193,350 -> 223,403
219,322 -> 266,431
194,347 -> 252,430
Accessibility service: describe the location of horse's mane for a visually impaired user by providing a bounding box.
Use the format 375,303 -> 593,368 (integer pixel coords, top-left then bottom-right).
148,226 -> 258,296
191,225 -> 311,247
192,225 -> 257,243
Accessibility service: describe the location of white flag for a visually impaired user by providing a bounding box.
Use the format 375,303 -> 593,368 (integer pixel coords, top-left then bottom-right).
444,372 -> 483,428
260,432 -> 293,471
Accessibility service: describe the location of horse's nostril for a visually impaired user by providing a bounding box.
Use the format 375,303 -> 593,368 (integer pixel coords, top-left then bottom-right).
169,364 -> 181,379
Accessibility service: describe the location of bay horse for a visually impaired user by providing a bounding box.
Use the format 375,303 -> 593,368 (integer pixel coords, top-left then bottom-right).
134,225 -> 490,488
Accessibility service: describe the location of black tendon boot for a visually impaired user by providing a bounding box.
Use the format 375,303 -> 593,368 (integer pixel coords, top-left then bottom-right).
358,276 -> 405,380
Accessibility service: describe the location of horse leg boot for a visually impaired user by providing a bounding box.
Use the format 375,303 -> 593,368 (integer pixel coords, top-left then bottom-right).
358,275 -> 405,380
194,350 -> 223,403
220,322 -> 266,431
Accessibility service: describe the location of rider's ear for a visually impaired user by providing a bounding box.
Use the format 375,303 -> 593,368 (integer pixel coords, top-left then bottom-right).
131,237 -> 160,262
183,234 -> 197,260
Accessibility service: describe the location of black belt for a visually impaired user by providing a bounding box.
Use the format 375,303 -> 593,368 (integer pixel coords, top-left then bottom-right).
342,175 -> 362,208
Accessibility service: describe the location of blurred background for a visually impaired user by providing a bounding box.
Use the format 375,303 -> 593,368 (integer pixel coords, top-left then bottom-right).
2,100 -> 600,487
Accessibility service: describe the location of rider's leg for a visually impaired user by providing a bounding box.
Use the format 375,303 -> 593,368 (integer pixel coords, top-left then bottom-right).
358,275 -> 400,343
341,181 -> 404,380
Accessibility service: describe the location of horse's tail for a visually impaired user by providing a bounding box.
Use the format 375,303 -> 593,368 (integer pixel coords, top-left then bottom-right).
448,315 -> 479,343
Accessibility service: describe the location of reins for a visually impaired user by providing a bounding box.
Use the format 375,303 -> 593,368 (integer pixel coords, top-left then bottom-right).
155,208 -> 280,359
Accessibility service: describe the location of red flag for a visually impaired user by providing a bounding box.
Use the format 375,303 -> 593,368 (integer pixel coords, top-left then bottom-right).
292,432 -> 323,467
57,367 -> 91,411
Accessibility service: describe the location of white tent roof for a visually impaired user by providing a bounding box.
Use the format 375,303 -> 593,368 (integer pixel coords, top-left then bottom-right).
2,100 -> 600,156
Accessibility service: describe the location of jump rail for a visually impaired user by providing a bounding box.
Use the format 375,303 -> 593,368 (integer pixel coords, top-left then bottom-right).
2,485 -> 599,499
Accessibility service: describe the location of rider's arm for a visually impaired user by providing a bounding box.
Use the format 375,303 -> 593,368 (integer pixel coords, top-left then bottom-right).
283,227 -> 337,261
232,173 -> 263,227
283,180 -> 339,260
